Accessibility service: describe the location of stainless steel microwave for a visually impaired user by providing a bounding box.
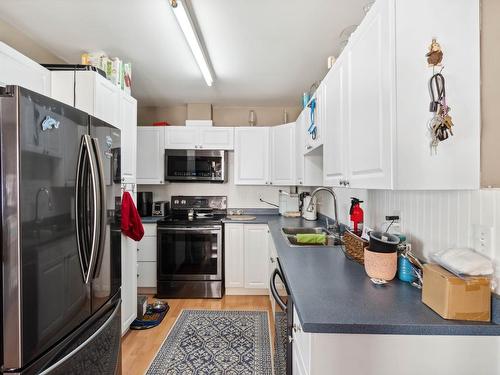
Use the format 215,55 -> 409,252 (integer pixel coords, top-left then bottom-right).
164,149 -> 227,182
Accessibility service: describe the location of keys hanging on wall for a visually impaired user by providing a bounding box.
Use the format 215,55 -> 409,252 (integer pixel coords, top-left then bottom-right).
427,71 -> 454,155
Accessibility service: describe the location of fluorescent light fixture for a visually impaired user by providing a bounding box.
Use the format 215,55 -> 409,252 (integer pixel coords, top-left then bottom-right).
171,0 -> 214,86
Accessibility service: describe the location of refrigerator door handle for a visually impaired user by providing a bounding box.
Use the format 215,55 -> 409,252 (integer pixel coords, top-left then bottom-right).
38,300 -> 121,375
76,135 -> 101,284
76,135 -> 93,283
90,137 -> 107,279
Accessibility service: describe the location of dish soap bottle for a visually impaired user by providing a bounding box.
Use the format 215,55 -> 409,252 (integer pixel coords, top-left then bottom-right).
349,197 -> 364,236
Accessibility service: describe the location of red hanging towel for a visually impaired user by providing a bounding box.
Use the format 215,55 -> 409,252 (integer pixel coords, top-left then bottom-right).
121,191 -> 144,241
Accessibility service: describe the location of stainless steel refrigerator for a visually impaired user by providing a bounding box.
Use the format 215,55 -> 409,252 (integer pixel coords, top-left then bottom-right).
0,86 -> 122,374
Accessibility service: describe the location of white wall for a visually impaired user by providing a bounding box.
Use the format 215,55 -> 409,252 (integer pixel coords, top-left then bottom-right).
137,152 -> 284,209
316,187 -> 500,294
366,188 -> 500,294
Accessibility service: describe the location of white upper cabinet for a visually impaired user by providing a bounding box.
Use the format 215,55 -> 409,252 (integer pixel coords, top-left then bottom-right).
165,126 -> 234,150
322,0 -> 479,190
199,127 -> 234,149
323,58 -> 346,187
304,83 -> 325,154
136,126 -> 165,184
0,42 -> 51,96
234,127 -> 271,185
271,123 -> 296,185
120,93 -> 137,182
344,0 -> 393,189
51,71 -> 121,128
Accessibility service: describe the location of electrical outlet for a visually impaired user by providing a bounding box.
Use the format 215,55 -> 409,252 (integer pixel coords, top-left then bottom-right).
473,225 -> 493,258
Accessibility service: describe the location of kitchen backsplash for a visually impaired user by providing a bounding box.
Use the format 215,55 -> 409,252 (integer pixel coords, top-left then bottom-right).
319,187 -> 500,294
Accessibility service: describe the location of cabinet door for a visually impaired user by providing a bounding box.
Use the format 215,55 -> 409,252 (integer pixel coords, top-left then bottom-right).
164,127 -> 199,149
345,0 -> 394,189
224,224 -> 244,288
304,83 -> 324,153
271,123 -> 296,185
0,42 -> 51,96
199,127 -> 234,150
244,225 -> 269,289
121,235 -> 137,335
120,93 -> 137,182
323,61 -> 346,187
295,112 -> 306,185
234,127 -> 270,185
94,75 -> 120,128
137,262 -> 156,288
136,127 -> 165,184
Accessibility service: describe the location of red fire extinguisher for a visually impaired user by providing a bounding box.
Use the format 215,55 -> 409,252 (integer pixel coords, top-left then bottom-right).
350,197 -> 364,236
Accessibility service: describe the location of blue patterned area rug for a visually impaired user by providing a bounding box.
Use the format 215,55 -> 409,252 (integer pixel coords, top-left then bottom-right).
274,312 -> 287,375
146,310 -> 273,375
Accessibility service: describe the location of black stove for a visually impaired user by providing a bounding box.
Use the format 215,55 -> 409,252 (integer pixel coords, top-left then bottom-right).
156,196 -> 227,299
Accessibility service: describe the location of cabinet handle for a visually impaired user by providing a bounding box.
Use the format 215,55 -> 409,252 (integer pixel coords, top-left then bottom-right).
346,180 -> 350,187
306,145 -> 312,150
288,336 -> 294,343
299,181 -> 303,185
269,182 -> 273,185
270,257 -> 275,263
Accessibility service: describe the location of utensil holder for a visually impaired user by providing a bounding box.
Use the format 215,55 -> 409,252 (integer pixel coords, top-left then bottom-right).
364,248 -> 397,281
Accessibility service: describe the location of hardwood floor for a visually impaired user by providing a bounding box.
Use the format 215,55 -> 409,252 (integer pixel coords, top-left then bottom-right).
121,295 -> 274,375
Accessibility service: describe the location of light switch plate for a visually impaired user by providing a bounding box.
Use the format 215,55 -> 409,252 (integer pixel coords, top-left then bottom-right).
473,225 -> 494,258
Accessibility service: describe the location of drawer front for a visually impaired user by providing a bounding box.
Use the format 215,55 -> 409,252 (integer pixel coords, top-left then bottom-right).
137,262 -> 157,287
143,224 -> 157,237
137,236 -> 157,261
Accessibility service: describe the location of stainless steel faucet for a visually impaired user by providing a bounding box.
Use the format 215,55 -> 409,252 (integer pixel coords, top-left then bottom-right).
35,187 -> 53,223
307,187 -> 340,234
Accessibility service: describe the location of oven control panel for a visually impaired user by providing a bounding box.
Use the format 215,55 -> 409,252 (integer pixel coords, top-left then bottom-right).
171,196 -> 227,210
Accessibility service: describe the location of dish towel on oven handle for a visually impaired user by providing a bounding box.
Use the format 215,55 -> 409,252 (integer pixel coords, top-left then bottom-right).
121,191 -> 144,241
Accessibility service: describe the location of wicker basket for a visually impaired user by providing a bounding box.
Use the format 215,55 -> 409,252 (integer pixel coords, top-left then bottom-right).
342,230 -> 369,264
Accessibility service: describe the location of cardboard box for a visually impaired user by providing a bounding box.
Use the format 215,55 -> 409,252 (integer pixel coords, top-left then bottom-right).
422,263 -> 491,322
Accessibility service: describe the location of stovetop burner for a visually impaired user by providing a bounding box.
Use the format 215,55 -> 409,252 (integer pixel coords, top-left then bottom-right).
157,195 -> 228,226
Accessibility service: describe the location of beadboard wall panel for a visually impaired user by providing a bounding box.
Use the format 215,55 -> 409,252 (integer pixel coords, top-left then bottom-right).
367,188 -> 500,293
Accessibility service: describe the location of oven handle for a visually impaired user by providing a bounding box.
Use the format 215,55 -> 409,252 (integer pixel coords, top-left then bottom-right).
270,268 -> 288,312
158,227 -> 221,232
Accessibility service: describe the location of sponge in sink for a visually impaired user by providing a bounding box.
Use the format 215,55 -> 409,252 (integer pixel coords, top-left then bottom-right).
296,233 -> 327,245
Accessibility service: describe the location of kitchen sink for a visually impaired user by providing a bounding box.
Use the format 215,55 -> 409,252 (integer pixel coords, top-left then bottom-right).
281,227 -> 343,247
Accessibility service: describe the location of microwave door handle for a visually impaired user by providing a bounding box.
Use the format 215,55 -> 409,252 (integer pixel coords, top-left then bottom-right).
270,268 -> 287,312
90,137 -> 107,279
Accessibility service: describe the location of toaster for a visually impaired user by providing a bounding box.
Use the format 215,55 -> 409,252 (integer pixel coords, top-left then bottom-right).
152,201 -> 169,216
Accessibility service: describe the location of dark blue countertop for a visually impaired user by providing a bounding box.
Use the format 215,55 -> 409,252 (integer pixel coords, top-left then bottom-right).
244,215 -> 500,336
140,216 -> 165,223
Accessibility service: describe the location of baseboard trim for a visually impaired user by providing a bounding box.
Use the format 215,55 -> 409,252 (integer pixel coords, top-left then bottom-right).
225,288 -> 269,296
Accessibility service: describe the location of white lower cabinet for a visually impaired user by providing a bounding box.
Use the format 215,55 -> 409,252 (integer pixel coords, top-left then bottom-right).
243,225 -> 269,289
121,192 -> 138,335
121,235 -> 138,335
224,224 -> 245,288
225,224 -> 269,293
137,224 -> 157,288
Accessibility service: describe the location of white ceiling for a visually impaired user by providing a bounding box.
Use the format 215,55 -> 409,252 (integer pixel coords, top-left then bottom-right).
0,0 -> 367,107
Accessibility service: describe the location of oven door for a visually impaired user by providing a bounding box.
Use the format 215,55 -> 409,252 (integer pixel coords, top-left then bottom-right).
157,226 -> 222,281
270,261 -> 293,375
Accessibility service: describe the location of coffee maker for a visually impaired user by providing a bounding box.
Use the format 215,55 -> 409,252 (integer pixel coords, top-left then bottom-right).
137,192 -> 153,217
